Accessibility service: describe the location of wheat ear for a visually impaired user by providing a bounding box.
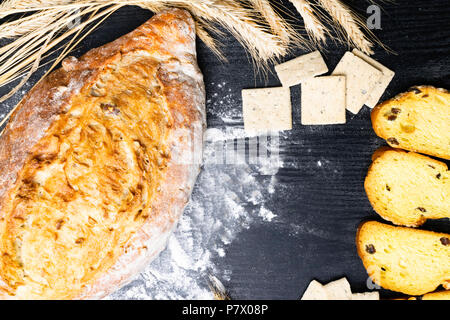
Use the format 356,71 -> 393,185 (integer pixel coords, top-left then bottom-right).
195,21 -> 227,62
208,275 -> 231,300
289,0 -> 328,44
248,0 -> 290,43
317,0 -> 374,55
0,0 -> 385,103
0,3 -> 123,102
185,0 -> 288,65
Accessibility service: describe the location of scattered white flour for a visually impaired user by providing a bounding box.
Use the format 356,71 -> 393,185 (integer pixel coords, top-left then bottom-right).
108,82 -> 283,300
268,176 -> 276,194
259,206 -> 277,222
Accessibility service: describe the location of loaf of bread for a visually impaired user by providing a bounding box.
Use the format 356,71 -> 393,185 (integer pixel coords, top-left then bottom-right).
365,147 -> 449,227
356,221 -> 450,296
0,9 -> 205,299
371,86 -> 450,160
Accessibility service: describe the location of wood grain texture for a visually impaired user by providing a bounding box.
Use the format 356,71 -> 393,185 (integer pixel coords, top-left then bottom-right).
0,0 -> 449,299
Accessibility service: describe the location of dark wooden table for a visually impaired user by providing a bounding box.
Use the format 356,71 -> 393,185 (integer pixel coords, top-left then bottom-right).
0,0 -> 448,299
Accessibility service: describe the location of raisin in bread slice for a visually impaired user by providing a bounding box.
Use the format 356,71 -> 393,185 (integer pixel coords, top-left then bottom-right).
365,147 -> 449,227
371,86 -> 450,160
356,221 -> 450,296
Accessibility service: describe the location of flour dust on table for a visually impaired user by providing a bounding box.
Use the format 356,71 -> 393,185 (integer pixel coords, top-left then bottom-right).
108,83 -> 282,299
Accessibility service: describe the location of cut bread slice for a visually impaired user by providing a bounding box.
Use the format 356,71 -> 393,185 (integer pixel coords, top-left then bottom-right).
405,290 -> 450,300
356,221 -> 450,296
421,290 -> 450,300
371,85 -> 450,160
406,291 -> 450,300
365,147 -> 449,227
396,291 -> 450,300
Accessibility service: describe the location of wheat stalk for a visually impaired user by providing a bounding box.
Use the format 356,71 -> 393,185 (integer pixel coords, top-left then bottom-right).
0,3 -> 122,102
0,0 -> 94,17
316,0 -> 374,54
195,21 -> 227,62
0,10 -> 58,38
289,0 -> 328,44
248,0 -> 291,43
0,0 -> 383,103
208,275 -> 231,300
185,0 -> 289,64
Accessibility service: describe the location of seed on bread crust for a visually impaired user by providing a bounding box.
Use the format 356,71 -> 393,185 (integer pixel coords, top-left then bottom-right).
55,219 -> 64,230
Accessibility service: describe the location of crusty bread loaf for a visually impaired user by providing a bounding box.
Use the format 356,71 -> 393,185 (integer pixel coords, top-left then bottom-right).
356,221 -> 450,296
0,9 -> 205,299
364,147 -> 449,227
371,86 -> 450,160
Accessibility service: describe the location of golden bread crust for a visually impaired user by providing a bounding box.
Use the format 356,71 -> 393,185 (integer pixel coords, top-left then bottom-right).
371,85 -> 450,160
0,9 -> 205,299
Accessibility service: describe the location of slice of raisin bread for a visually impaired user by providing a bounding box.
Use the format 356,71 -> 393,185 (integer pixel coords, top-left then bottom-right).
406,290 -> 450,300
371,86 -> 450,160
421,290 -> 450,300
356,221 -> 450,296
365,147 -> 449,227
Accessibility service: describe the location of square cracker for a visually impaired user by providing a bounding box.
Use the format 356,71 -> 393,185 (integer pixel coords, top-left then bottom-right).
242,87 -> 292,134
301,280 -> 328,300
275,51 -> 328,87
323,278 -> 352,300
352,49 -> 395,108
352,292 -> 380,300
332,51 -> 383,114
301,76 -> 346,125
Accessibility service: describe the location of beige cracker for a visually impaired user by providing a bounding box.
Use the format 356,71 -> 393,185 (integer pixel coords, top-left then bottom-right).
301,280 -> 328,300
352,49 -> 395,108
242,87 -> 292,134
275,51 -> 328,87
332,51 -> 383,114
301,76 -> 346,125
352,292 -> 380,300
323,278 -> 353,300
